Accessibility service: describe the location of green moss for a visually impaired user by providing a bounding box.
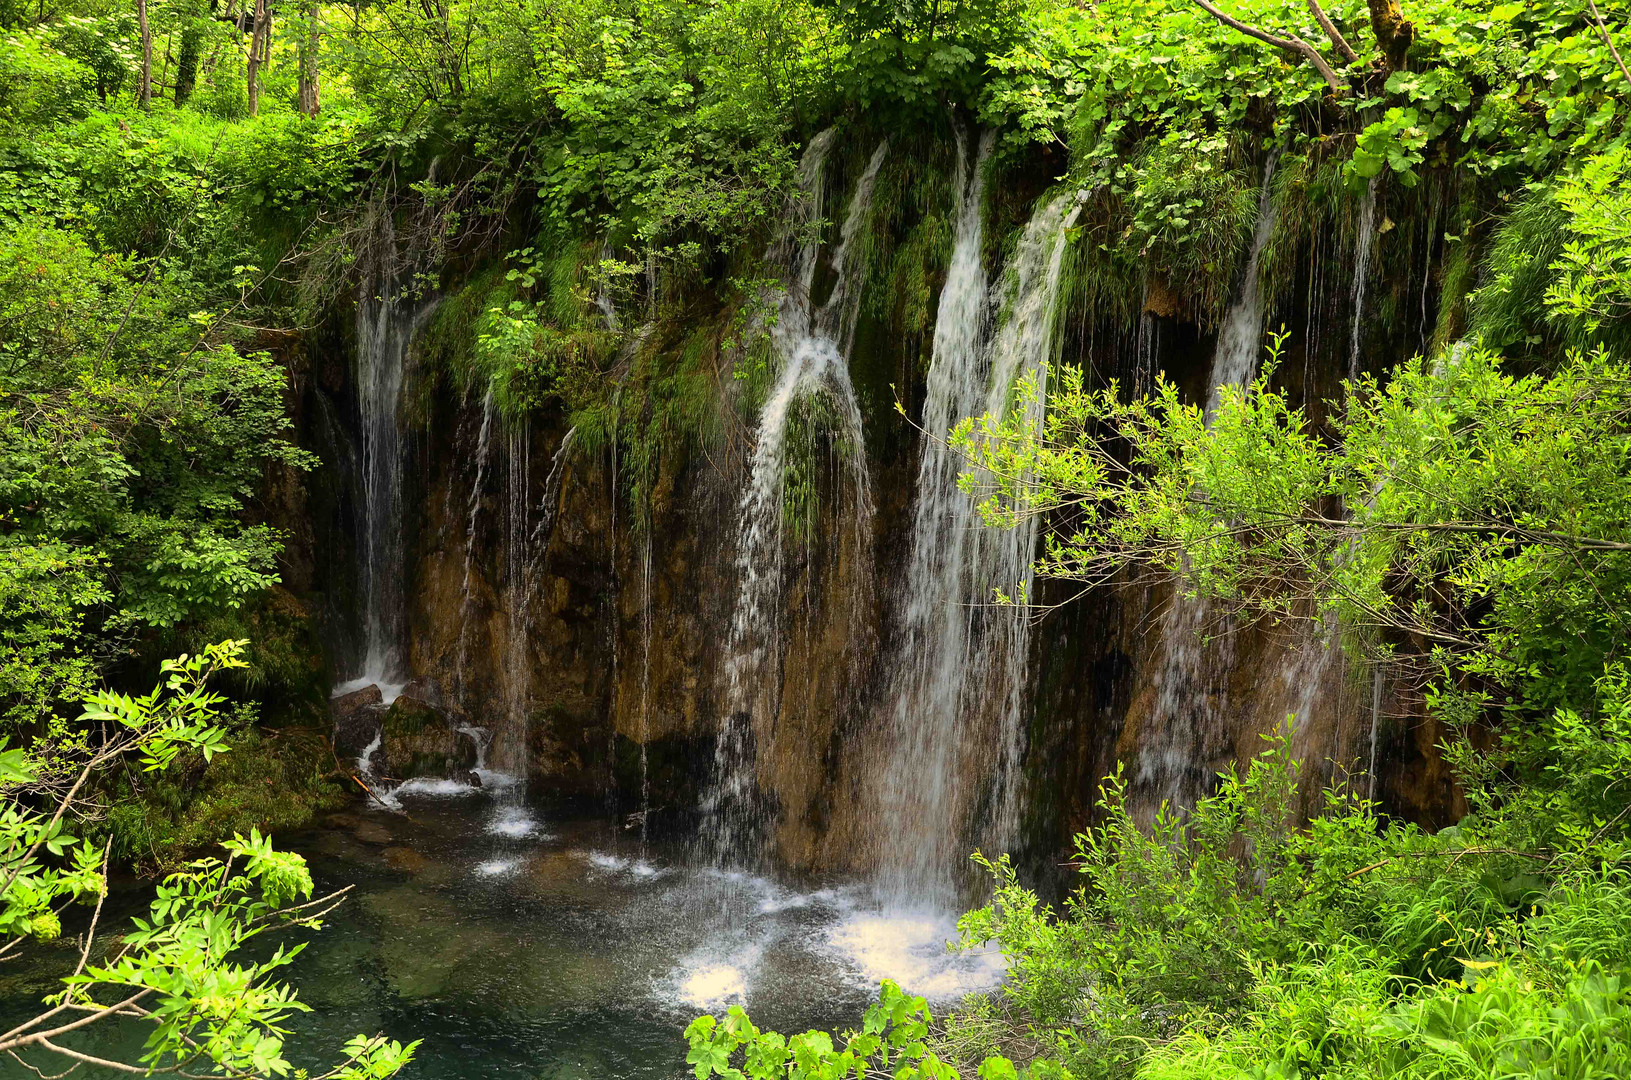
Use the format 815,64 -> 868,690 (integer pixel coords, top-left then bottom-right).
1468,184 -> 1570,353
571,317 -> 732,534
106,717 -> 347,873
1057,189 -> 1142,332
1433,234 -> 1478,351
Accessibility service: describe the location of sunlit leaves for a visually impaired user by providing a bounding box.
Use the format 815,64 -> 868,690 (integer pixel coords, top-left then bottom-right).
688,981 -> 969,1080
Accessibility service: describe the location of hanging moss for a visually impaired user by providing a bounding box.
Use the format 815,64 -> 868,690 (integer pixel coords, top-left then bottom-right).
1467,184 -> 1570,354
1123,136 -> 1257,324
1056,188 -> 1142,333
1259,141 -> 1353,324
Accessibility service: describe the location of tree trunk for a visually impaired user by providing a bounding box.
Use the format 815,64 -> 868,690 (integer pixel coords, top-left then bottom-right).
137,0 -> 152,108
175,19 -> 202,105
246,0 -> 267,117
1367,0 -> 1414,71
297,3 -> 320,116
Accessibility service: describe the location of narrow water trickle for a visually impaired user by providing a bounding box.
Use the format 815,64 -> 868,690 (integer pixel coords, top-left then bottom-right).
343,209 -> 433,701
1139,152 -> 1284,813
494,419 -> 533,791
704,131 -> 885,868
454,383 -> 498,701
1349,177 -> 1381,383
639,527 -> 654,846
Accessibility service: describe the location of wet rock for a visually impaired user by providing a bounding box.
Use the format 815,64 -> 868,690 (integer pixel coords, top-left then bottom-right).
454,726 -> 487,765
449,766 -> 483,788
331,686 -> 385,763
332,683 -> 382,717
380,695 -> 476,778
399,677 -> 453,713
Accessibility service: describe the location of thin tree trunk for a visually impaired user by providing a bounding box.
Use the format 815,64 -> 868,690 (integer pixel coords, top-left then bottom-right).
297,2 -> 320,115
246,0 -> 267,116
137,0 -> 152,108
1366,0 -> 1414,71
175,19 -> 202,105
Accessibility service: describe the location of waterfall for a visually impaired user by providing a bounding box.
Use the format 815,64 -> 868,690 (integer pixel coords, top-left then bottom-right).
1206,150 -> 1282,419
1139,154 -> 1286,813
639,528 -> 653,844
1349,177 -> 1381,382
493,419 -> 532,784
529,426 -> 576,556
875,162 -> 1079,908
345,209 -> 432,701
1367,667 -> 1384,802
704,132 -> 886,866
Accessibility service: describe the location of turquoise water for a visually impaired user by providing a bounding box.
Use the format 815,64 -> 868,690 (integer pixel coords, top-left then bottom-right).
0,787 -> 1004,1078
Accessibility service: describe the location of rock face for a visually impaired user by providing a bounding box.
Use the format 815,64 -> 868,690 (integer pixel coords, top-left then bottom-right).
289,147 -> 1460,884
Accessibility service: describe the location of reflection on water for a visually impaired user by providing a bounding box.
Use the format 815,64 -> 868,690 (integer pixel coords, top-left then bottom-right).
0,787 -> 1004,1079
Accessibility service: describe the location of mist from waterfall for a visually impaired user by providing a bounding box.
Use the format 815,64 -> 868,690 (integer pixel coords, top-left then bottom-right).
704,132 -> 886,867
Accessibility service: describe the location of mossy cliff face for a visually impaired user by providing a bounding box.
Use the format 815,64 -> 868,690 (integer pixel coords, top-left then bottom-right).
293,151 -> 1464,878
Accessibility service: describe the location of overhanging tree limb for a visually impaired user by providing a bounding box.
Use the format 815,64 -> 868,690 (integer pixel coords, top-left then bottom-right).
1192,0 -> 1347,94
1586,0 -> 1631,93
1306,0 -> 1358,63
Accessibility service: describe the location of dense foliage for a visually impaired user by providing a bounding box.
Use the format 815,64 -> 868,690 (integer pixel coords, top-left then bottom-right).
0,0 -> 1629,1073
0,641 -> 415,1078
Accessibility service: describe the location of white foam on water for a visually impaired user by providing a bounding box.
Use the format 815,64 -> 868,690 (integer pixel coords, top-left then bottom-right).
583,851 -> 669,879
394,777 -> 483,799
475,857 -> 520,877
824,908 -> 1005,1001
669,942 -> 763,1011
489,805 -> 545,839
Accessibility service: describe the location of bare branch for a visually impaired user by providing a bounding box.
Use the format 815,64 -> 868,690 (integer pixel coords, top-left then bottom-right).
1191,0 -> 1347,94
1306,0 -> 1358,62
1587,0 -> 1631,93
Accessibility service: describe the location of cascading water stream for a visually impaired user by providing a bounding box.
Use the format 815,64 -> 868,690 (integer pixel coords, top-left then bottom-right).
703,133 -> 885,868
1207,150 -> 1282,419
1139,153 -> 1284,812
343,211 -> 433,702
873,127 -> 991,904
976,192 -> 1082,863
874,160 -> 1080,908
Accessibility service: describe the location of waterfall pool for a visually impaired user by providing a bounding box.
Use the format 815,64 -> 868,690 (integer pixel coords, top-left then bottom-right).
0,788 -> 1006,1079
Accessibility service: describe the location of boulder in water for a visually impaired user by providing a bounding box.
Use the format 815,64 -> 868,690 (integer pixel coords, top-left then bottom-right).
381,694 -> 477,778
332,683 -> 382,717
